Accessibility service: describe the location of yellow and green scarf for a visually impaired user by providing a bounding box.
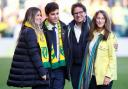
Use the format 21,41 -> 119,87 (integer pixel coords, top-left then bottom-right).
25,21 -> 66,69
24,22 -> 50,68
45,20 -> 66,69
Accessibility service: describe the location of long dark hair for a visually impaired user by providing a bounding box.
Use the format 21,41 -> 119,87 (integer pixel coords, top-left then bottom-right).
88,10 -> 111,41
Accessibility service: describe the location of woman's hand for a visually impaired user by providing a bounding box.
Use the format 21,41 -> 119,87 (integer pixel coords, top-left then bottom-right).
103,76 -> 111,85
41,75 -> 47,80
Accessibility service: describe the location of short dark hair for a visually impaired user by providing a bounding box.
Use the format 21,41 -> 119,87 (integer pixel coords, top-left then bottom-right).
71,2 -> 86,15
45,2 -> 59,15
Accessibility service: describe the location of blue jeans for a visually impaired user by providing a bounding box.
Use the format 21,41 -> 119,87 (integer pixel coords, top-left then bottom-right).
50,69 -> 65,89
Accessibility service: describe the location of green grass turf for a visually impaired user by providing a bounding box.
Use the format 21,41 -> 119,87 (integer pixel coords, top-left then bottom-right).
0,57 -> 127,89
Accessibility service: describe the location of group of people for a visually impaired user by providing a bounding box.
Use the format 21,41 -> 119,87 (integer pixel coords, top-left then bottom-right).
7,2 -> 117,89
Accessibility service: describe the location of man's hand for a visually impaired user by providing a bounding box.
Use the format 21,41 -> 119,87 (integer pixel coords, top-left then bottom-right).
114,43 -> 118,51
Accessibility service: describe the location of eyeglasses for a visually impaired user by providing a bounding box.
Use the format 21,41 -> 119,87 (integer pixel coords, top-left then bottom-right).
73,11 -> 84,16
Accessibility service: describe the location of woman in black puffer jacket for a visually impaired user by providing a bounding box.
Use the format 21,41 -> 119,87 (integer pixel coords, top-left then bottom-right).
7,7 -> 50,89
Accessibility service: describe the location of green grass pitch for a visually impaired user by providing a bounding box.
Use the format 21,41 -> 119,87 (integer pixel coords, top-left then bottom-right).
0,57 -> 128,89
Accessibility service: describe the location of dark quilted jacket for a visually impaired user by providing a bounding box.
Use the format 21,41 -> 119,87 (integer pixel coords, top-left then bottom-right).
7,27 -> 49,87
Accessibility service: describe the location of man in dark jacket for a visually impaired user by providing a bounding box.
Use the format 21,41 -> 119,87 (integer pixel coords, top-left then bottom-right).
67,3 -> 91,89
42,2 -> 68,89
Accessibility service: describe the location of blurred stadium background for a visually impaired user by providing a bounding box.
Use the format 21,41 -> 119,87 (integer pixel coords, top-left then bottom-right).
0,0 -> 128,89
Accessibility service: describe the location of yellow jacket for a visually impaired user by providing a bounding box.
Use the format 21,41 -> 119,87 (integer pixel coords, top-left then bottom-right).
93,32 -> 117,85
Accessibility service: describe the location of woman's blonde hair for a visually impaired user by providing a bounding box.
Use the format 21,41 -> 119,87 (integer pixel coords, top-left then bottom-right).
20,7 -> 44,41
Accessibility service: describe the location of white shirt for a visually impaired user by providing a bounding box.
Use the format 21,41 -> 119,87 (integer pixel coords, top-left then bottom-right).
47,22 -> 59,60
89,32 -> 100,55
74,24 -> 82,43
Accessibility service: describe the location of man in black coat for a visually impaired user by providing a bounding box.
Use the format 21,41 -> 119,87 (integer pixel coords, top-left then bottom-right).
67,3 -> 91,89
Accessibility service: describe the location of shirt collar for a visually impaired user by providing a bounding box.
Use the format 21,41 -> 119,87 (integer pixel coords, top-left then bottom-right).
74,24 -> 81,30
47,21 -> 57,30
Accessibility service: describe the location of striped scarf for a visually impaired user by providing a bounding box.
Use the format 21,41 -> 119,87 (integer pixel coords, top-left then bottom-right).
24,21 -> 65,69
44,20 -> 66,69
24,22 -> 50,68
78,34 -> 103,89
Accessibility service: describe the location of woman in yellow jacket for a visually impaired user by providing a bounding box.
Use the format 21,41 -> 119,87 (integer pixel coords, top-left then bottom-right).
78,10 -> 117,89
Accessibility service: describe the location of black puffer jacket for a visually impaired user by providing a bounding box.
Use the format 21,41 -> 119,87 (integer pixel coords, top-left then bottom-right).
7,27 -> 49,87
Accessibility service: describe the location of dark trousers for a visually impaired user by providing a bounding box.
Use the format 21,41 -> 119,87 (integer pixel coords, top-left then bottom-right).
32,85 -> 49,89
89,76 -> 113,89
70,64 -> 82,89
50,69 -> 65,89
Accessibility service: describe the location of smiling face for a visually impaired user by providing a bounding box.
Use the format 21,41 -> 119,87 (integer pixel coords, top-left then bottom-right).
47,9 -> 59,25
35,11 -> 42,25
96,12 -> 106,29
73,7 -> 86,23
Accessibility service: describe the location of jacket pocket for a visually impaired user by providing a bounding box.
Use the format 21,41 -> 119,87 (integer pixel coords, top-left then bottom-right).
97,45 -> 109,56
98,45 -> 108,51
